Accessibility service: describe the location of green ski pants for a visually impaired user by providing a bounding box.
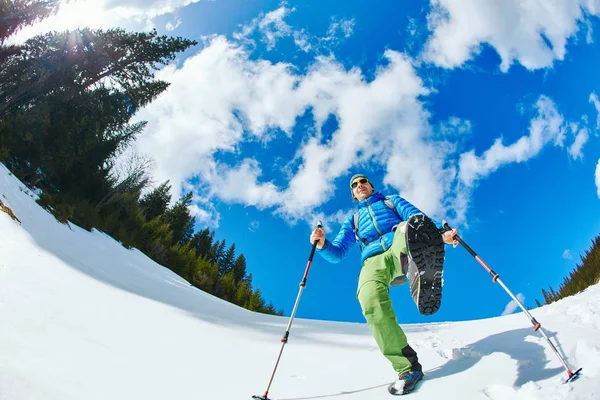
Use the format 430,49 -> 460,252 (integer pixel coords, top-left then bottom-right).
356,222 -> 420,374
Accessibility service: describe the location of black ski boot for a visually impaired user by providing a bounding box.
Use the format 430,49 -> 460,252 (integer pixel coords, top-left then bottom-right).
388,370 -> 424,395
405,214 -> 445,316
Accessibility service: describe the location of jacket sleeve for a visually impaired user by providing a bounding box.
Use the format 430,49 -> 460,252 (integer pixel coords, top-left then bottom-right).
389,194 -> 442,229
316,216 -> 357,264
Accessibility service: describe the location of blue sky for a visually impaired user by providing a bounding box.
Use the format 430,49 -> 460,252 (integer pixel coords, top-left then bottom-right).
18,0 -> 600,324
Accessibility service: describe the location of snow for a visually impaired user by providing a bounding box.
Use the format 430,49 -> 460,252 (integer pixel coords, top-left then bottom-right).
0,162 -> 598,400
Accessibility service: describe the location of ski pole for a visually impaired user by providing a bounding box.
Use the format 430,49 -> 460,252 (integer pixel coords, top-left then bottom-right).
441,220 -> 582,383
252,221 -> 323,400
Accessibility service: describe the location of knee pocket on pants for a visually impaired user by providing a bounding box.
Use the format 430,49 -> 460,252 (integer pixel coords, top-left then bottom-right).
357,280 -> 391,318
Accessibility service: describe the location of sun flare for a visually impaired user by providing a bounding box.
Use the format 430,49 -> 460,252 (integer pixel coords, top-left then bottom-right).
51,0 -> 110,30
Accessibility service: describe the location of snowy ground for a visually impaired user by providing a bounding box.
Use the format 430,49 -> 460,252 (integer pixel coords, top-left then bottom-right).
0,163 -> 599,400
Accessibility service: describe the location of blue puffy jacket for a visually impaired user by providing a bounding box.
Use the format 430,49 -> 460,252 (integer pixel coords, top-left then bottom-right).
317,192 -> 430,265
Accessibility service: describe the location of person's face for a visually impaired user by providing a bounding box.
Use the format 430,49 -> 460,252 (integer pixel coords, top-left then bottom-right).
351,177 -> 373,201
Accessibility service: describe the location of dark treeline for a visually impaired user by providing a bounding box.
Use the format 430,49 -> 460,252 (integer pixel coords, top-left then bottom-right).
536,233 -> 600,307
0,0 -> 282,316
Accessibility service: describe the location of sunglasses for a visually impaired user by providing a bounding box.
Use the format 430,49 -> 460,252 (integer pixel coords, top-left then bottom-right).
350,178 -> 369,189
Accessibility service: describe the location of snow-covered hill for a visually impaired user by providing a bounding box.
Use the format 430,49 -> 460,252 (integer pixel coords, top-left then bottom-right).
0,163 -> 598,400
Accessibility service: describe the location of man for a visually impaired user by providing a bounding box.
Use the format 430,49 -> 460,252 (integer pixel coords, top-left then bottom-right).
309,174 -> 457,395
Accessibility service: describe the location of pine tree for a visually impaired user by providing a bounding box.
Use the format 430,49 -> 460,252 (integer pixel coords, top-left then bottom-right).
209,240 -> 226,266
97,153 -> 152,211
0,13 -> 289,317
541,287 -> 551,304
247,289 -> 265,312
189,228 -> 213,259
1,27 -> 196,115
140,181 -> 172,221
193,257 -> 218,292
234,281 -> 253,308
219,243 -> 236,276
549,286 -> 559,301
232,254 -> 247,282
141,216 -> 173,265
0,0 -> 59,43
2,83 -> 163,204
164,192 -> 195,246
535,299 -> 543,308
217,272 -> 236,301
264,301 -> 277,314
171,243 -> 197,282
539,233 -> 600,305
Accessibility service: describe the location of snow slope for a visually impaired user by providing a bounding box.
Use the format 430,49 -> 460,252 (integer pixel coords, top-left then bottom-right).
0,163 -> 598,400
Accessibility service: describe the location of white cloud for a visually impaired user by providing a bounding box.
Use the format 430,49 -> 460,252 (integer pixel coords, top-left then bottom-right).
233,6 -> 307,51
258,6 -> 294,50
102,0 -> 198,16
339,19 -> 355,38
501,293 -> 525,316
130,35 -> 462,226
590,93 -> 600,129
424,0 -> 600,71
209,159 -> 281,209
293,31 -> 312,52
140,28 -> 596,228
314,18 -> 355,52
458,96 -> 567,187
568,126 -> 589,160
248,221 -> 260,232
179,180 -> 220,228
324,18 -> 356,42
234,7 -> 355,54
281,51 -> 460,221
563,249 -> 573,260
596,158 -> 600,199
166,17 -> 182,32
13,1 -> 595,230
132,36 -> 304,199
438,117 -> 472,138
457,96 -> 593,189
586,18 -> 595,44
189,202 -> 217,227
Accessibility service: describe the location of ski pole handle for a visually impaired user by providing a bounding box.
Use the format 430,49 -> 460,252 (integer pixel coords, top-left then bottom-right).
302,221 -> 322,286
441,219 -> 453,233
308,221 -> 323,261
442,220 -> 474,256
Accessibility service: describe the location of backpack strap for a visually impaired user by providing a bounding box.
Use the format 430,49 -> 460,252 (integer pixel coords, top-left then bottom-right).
353,211 -> 369,246
384,196 -> 400,220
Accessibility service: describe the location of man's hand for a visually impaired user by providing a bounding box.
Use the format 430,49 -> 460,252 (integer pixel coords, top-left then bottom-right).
442,228 -> 458,248
310,227 -> 325,249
